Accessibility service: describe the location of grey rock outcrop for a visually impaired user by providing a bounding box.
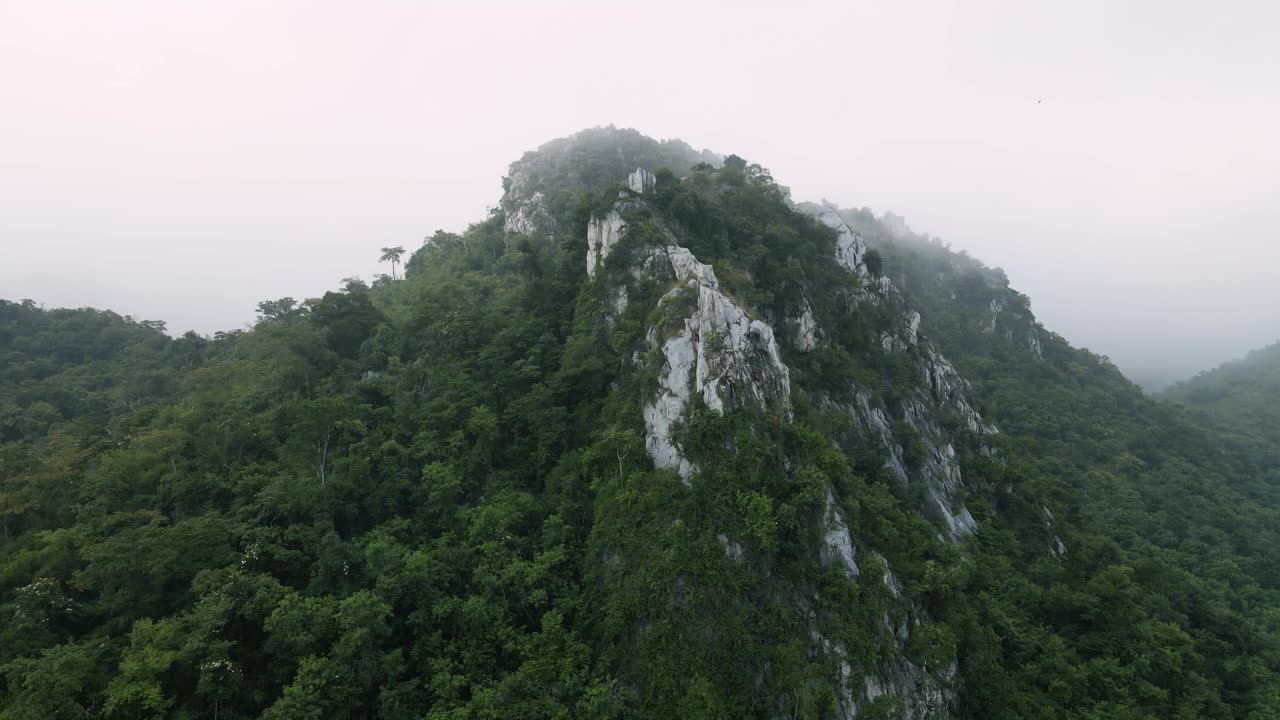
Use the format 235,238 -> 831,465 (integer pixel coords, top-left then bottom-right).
717,533 -> 746,563
580,174 -> 794,482
502,170 -> 555,236
814,550 -> 954,720
628,167 -> 656,194
986,298 -> 1004,334
800,202 -> 996,542
860,659 -> 954,720
586,206 -> 629,278
640,244 -> 792,480
820,489 -> 859,579
1043,506 -> 1067,559
813,201 -> 870,278
585,167 -> 658,277
790,297 -> 819,351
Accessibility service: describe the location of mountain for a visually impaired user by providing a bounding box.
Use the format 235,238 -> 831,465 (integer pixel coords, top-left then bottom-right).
1160,342 -> 1280,444
2,127 -> 1279,719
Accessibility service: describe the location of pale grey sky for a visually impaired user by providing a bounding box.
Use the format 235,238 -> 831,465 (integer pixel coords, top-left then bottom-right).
2,0 -> 1277,388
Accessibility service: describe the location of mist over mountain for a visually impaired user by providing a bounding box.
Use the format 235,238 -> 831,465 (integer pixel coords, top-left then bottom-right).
3,128 -> 1279,718
1160,341 -> 1280,443
4,2 -> 1279,389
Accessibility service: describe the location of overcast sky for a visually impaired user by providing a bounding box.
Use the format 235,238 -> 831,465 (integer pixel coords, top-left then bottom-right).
2,0 -> 1277,389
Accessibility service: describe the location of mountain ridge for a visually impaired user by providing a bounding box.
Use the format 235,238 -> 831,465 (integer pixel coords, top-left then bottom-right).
1,127 -> 1278,719
1160,341 -> 1280,445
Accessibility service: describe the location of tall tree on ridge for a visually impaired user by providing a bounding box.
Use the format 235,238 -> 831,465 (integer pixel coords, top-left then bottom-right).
379,246 -> 406,280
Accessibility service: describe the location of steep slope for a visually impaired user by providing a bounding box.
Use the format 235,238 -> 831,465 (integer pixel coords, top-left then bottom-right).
845,206 -> 1280,716
521,159 -> 1000,716
1160,342 -> 1280,444
2,128 -> 1279,720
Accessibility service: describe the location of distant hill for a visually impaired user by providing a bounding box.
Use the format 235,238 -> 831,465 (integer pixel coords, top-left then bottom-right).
1161,341 -> 1280,444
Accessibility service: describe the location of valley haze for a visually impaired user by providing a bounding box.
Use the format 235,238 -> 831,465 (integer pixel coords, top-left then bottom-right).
2,0 -> 1277,388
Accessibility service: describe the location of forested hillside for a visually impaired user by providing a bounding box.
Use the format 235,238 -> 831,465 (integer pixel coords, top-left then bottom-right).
1161,342 -> 1280,445
848,210 -> 1280,715
2,128 -> 1278,719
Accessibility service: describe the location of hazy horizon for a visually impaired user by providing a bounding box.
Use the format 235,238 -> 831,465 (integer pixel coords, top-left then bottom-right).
3,1 -> 1277,390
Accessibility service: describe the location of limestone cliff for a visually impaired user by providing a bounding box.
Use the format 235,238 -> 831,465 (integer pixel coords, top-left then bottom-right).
800,202 -> 995,541
497,133 -> 1004,718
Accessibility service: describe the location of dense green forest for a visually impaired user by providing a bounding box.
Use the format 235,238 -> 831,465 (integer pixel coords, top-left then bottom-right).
850,215 -> 1280,716
2,128 -> 1279,719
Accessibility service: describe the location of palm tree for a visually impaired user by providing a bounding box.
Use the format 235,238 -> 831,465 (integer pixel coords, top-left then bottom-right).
379,246 -> 406,280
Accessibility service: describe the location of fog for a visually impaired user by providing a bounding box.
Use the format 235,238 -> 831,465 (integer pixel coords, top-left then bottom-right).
2,0 -> 1277,389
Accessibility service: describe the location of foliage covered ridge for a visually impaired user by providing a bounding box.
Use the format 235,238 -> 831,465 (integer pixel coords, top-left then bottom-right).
2,127 -> 1279,720
1160,341 -> 1280,446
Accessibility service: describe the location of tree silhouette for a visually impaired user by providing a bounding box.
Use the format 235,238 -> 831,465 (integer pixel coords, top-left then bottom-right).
379,246 -> 406,280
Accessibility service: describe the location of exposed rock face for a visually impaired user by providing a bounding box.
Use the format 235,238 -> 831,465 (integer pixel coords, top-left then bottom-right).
556,158 -> 984,718
640,244 -> 792,480
790,297 -> 819,351
853,391 -> 910,480
580,173 -> 794,482
717,533 -> 746,563
814,549 -> 954,720
1044,506 -> 1067,559
803,202 -> 981,715
985,291 -> 1045,359
862,659 -> 954,720
663,245 -> 718,286
986,298 -> 1004,334
871,552 -> 904,598
813,630 -> 858,720
628,167 -> 656,194
502,170 -> 555,236
586,168 -> 659,277
643,320 -> 699,480
814,201 -> 870,278
882,311 -> 922,353
820,489 -> 859,579
909,420 -> 977,537
904,311 -> 921,346
800,203 -> 996,542
863,554 -> 955,720
586,207 -> 628,278
920,346 -> 997,434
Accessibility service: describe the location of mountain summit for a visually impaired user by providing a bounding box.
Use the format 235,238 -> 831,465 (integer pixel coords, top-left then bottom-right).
2,127 -> 1278,719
